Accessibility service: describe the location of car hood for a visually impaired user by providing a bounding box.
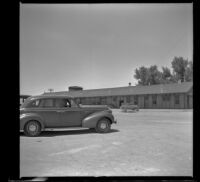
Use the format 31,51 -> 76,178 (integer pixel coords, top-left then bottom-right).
20,107 -> 25,114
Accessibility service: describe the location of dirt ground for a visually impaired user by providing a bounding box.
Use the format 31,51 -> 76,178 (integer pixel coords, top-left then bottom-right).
20,109 -> 193,177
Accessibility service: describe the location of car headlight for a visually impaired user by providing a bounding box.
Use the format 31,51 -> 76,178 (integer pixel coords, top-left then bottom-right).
20,114 -> 26,119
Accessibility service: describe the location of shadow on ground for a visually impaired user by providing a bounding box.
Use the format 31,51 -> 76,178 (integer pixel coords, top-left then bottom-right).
121,110 -> 139,113
20,128 -> 119,137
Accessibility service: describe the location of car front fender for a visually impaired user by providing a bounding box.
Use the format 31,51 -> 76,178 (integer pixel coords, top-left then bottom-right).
82,111 -> 114,128
20,113 -> 45,131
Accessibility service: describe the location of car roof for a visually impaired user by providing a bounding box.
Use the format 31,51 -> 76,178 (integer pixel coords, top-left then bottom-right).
28,95 -> 74,100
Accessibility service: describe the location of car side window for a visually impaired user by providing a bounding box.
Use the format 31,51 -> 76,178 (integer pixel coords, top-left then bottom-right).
55,99 -> 67,108
55,98 -> 71,108
65,99 -> 71,107
69,99 -> 78,107
55,99 -> 63,107
40,99 -> 54,108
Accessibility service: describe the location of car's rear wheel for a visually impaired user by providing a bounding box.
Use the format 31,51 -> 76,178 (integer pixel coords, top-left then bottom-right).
24,120 -> 42,137
95,118 -> 111,133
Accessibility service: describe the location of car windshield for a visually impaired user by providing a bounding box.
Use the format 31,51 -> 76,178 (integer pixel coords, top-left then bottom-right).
20,97 -> 34,108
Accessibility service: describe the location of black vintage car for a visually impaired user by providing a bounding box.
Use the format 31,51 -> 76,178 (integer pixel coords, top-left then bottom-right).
20,95 -> 117,136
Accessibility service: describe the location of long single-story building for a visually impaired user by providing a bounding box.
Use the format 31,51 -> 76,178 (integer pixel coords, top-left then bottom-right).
43,82 -> 193,109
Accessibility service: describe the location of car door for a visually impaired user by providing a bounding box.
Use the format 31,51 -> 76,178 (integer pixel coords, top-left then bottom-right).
38,98 -> 61,128
55,98 -> 83,127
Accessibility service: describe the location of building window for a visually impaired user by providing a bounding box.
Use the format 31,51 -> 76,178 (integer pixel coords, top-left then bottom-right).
162,94 -> 170,101
80,98 -> 85,104
152,95 -> 157,105
93,97 -> 97,105
113,96 -> 117,102
104,97 -> 108,104
175,94 -> 180,105
126,96 -> 130,103
134,96 -> 138,105
162,94 -> 166,101
166,94 -> 170,101
93,97 -> 97,104
96,97 -> 100,105
76,98 -> 80,104
80,98 -> 83,104
100,97 -> 106,105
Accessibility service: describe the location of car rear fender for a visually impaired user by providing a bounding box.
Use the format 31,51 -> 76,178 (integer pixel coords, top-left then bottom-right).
20,113 -> 45,131
82,111 -> 114,128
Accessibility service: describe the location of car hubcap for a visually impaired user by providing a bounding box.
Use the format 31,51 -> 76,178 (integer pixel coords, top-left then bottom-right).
100,122 -> 107,129
29,124 -> 37,132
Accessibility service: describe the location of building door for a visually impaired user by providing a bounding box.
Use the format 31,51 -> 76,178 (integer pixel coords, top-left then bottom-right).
144,95 -> 149,108
119,100 -> 124,107
152,95 -> 157,109
187,95 -> 192,109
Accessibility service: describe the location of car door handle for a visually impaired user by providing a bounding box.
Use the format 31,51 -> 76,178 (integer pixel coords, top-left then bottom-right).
56,111 -> 65,112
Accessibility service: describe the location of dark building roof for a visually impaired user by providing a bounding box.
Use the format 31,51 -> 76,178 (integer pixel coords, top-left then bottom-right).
44,82 -> 192,98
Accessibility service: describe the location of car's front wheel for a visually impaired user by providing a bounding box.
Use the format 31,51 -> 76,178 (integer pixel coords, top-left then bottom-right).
95,118 -> 111,133
24,120 -> 42,137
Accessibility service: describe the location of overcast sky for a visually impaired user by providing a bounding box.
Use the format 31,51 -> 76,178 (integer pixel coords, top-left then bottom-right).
20,3 -> 193,95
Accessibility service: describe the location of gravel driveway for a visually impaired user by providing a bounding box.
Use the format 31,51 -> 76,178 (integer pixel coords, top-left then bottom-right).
20,109 -> 193,177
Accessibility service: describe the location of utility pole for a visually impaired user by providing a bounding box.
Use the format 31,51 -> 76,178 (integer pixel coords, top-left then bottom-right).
48,88 -> 54,92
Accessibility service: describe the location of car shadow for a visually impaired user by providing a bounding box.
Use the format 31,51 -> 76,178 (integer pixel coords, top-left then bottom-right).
121,110 -> 138,113
20,128 -> 119,137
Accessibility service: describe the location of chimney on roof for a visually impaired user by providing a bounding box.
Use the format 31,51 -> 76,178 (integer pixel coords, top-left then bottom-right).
68,86 -> 83,92
128,82 -> 131,86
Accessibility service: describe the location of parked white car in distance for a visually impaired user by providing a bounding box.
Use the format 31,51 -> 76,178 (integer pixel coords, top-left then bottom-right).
120,103 -> 139,112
